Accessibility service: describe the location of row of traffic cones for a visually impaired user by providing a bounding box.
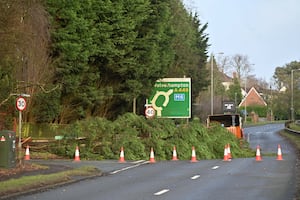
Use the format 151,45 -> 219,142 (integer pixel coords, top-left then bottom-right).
23,145 -> 199,162
255,144 -> 284,161
23,144 -> 285,163
75,144 -> 285,162
119,146 -> 180,163
22,145 -> 82,162
120,145 -> 226,163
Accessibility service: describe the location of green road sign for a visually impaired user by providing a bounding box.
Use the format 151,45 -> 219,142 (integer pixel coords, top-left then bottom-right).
147,78 -> 191,118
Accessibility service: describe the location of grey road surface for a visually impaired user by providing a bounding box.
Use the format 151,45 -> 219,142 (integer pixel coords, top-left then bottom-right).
17,123 -> 297,200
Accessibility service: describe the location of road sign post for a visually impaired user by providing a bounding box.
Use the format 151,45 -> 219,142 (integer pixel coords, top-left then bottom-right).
16,96 -> 27,165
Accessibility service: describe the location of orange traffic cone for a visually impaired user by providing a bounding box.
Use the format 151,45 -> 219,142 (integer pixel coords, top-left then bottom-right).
149,147 -> 156,163
227,143 -> 232,159
0,136 -> 5,141
24,145 -> 30,160
190,146 -> 198,162
255,145 -> 262,161
119,146 -> 126,163
172,146 -> 178,161
276,144 -> 283,161
74,146 -> 80,162
223,145 -> 230,161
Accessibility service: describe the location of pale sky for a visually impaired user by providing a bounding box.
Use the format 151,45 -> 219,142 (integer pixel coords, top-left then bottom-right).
183,0 -> 300,82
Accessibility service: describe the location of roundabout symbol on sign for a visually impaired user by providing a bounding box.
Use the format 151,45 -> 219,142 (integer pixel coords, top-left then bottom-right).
16,97 -> 27,111
145,106 -> 155,118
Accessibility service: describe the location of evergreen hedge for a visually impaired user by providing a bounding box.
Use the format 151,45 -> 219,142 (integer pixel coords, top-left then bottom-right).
51,113 -> 253,160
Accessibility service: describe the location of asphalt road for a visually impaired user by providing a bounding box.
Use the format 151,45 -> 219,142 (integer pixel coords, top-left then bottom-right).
17,123 -> 297,200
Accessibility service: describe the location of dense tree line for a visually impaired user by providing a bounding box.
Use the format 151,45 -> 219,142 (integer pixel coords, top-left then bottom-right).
273,61 -> 300,120
0,0 -> 209,126
0,0 -> 51,128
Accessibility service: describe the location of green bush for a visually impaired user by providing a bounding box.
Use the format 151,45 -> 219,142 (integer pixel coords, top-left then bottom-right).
245,106 -> 267,117
47,113 -> 253,160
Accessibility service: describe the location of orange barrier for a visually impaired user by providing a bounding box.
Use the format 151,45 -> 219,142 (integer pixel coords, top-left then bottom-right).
226,126 -> 243,138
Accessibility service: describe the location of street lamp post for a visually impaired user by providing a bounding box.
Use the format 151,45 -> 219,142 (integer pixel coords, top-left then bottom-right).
243,64 -> 254,123
210,53 -> 214,115
291,69 -> 300,121
210,52 -> 223,115
244,76 -> 247,122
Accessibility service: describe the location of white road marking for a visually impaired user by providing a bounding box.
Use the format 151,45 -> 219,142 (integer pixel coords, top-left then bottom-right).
190,175 -> 201,180
211,166 -> 219,170
110,161 -> 147,174
131,160 -> 145,164
154,189 -> 170,196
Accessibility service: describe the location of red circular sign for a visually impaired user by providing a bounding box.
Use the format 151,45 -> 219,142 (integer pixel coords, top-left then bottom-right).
16,97 -> 27,111
145,106 -> 155,118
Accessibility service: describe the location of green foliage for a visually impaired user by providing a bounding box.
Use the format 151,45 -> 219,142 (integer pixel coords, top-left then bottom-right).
226,77 -> 243,103
1,0 -> 210,125
0,52 -> 17,130
39,0 -> 210,122
45,0 -> 179,121
243,105 -> 267,117
50,113 -> 253,160
168,2 -> 209,100
31,87 -> 61,123
272,92 -> 290,120
273,61 -> 300,119
47,0 -> 102,122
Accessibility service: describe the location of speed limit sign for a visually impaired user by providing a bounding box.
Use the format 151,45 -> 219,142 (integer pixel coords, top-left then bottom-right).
16,97 -> 27,111
145,106 -> 155,118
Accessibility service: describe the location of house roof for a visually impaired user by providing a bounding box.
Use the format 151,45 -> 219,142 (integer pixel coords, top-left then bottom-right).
219,72 -> 233,82
238,87 -> 267,107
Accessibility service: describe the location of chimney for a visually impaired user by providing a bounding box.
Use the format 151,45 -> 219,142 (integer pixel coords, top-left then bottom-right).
232,72 -> 237,79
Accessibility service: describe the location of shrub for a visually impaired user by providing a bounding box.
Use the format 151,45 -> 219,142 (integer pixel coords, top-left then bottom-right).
49,113 -> 253,160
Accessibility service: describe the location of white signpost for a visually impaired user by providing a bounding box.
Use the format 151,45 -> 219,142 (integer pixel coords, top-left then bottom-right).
16,96 -> 27,157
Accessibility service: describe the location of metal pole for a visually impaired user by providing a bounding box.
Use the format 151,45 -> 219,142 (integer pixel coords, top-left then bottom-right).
210,53 -> 214,115
235,92 -> 237,113
18,110 -> 22,164
18,111 -> 22,149
291,69 -> 300,121
133,97 -> 136,114
244,76 -> 247,123
291,70 -> 294,121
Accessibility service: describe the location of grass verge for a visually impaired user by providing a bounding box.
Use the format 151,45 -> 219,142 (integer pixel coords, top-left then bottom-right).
0,166 -> 101,197
280,130 -> 300,149
279,130 -> 300,198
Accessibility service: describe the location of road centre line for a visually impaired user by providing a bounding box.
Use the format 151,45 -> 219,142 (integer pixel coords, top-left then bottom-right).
131,160 -> 145,164
154,189 -> 170,196
110,161 -> 147,174
190,175 -> 201,180
211,166 -> 219,170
